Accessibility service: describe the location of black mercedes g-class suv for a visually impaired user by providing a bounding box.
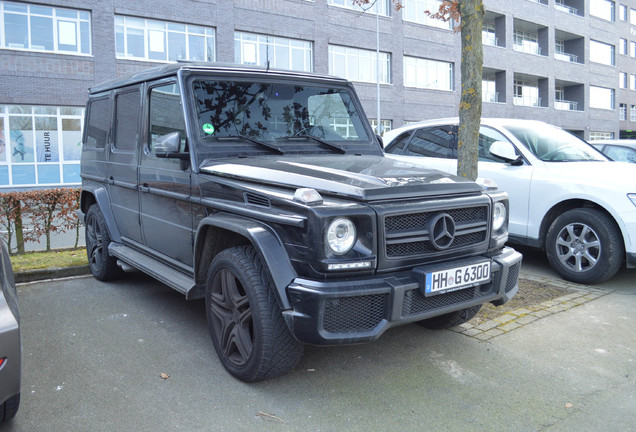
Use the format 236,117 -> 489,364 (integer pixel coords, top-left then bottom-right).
80,63 -> 521,382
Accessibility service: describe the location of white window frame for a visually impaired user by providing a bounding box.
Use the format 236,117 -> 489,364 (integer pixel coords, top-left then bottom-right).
513,79 -> 541,107
328,45 -> 390,84
328,0 -> 391,16
0,2 -> 91,55
620,4 -> 627,20
115,15 -> 215,63
590,0 -> 615,21
589,39 -> 615,66
235,31 -> 312,72
403,56 -> 454,91
513,30 -> 541,55
589,86 -> 615,110
619,103 -> 627,120
631,105 -> 636,121
620,72 -> 628,88
0,104 -> 84,188
402,0 -> 453,30
482,75 -> 498,103
619,38 -> 627,55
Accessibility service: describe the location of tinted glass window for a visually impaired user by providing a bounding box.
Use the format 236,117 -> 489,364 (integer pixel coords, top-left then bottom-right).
385,131 -> 412,154
405,126 -> 455,158
149,83 -> 186,152
114,89 -> 141,152
85,97 -> 111,149
479,126 -> 514,162
604,145 -> 636,163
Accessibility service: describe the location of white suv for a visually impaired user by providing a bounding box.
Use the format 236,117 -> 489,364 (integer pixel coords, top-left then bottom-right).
384,118 -> 636,284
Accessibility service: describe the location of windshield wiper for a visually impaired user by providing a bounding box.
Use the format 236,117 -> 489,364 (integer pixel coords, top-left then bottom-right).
216,135 -> 284,155
282,135 -> 347,154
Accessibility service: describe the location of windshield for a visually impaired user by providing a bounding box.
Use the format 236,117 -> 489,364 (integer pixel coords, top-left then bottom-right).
505,124 -> 607,162
191,79 -> 374,160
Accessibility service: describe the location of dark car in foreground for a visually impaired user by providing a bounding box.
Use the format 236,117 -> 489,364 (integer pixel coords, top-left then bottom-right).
80,63 -> 521,381
0,240 -> 20,424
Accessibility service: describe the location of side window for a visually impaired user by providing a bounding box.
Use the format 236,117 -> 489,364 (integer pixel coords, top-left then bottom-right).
405,126 -> 455,158
114,88 -> 141,152
385,131 -> 412,154
479,126 -> 515,162
149,83 -> 186,153
604,145 -> 636,163
85,97 -> 111,149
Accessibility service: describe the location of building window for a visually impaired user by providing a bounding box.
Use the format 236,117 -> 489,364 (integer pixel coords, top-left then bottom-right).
369,119 -> 392,135
619,38 -> 627,55
115,16 -> 215,62
590,40 -> 615,66
620,4 -> 627,20
619,103 -> 627,120
482,75 -> 498,102
631,105 -> 636,121
235,32 -> 312,72
0,105 -> 84,187
589,131 -> 614,140
1,2 -> 91,55
403,56 -> 454,91
631,41 -> 636,57
328,0 -> 390,16
513,30 -> 541,55
482,22 -> 497,47
514,79 -> 540,107
620,72 -> 628,88
631,74 -> 636,90
631,8 -> 636,24
589,86 -> 615,110
402,0 -> 453,30
329,45 -> 390,83
590,0 -> 615,21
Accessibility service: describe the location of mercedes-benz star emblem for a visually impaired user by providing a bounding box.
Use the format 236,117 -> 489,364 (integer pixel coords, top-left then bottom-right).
429,213 -> 456,250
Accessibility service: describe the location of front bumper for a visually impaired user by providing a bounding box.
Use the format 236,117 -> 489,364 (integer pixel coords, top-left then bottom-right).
283,247 -> 522,345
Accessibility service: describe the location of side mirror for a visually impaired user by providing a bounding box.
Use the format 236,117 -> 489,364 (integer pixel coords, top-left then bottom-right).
489,141 -> 522,165
155,132 -> 188,161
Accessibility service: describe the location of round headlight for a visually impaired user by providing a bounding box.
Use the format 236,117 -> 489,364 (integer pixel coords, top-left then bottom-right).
493,202 -> 507,231
326,218 -> 356,255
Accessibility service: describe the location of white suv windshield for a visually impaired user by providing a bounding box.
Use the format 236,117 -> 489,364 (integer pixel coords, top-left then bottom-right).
505,124 -> 607,162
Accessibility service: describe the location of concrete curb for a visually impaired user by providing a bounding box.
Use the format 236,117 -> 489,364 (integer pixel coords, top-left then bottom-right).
15,265 -> 91,284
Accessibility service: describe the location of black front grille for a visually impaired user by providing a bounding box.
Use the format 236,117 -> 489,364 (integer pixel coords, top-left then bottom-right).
505,262 -> 521,293
323,294 -> 386,333
384,205 -> 489,258
401,283 -> 496,317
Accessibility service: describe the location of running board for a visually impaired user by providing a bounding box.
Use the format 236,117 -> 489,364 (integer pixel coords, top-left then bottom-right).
109,243 -> 195,296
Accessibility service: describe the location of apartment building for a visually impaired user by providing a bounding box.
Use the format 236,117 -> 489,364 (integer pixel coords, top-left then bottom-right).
0,0 -> 634,188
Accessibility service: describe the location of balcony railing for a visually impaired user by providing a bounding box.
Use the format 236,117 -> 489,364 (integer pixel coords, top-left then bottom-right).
555,99 -> 579,111
555,1 -> 578,15
514,95 -> 542,107
513,42 -> 543,56
555,51 -> 579,63
483,34 -> 499,47
483,91 -> 499,103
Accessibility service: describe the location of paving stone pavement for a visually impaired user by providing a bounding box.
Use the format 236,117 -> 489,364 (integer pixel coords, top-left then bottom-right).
450,271 -> 611,340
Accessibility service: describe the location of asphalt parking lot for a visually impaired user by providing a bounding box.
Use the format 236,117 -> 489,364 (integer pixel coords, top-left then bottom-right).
4,247 -> 635,432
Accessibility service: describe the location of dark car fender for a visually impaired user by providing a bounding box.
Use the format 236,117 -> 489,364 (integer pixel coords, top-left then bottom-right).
80,184 -> 122,243
193,213 -> 298,310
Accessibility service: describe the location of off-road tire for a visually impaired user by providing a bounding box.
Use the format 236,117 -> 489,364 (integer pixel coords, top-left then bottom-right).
85,204 -> 124,281
205,245 -> 303,382
416,304 -> 482,330
545,208 -> 623,284
0,393 -> 20,423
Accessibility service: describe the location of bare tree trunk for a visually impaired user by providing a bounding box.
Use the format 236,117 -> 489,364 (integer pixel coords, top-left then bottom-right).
456,0 -> 484,181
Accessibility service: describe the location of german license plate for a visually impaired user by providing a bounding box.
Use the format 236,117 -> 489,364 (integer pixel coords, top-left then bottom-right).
424,261 -> 491,295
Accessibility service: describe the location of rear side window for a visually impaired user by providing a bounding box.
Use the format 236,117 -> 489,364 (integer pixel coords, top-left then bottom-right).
405,126 -> 455,158
114,88 -> 141,152
85,97 -> 111,149
604,145 -> 636,163
479,126 -> 512,162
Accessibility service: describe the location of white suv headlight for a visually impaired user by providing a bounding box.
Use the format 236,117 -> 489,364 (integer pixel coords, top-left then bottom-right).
326,218 -> 356,255
493,202 -> 507,231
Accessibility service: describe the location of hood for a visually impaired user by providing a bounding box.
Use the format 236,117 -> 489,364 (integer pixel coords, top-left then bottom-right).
200,155 -> 482,201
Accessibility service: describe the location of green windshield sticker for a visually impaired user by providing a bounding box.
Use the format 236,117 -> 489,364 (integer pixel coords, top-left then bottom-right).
202,123 -> 215,135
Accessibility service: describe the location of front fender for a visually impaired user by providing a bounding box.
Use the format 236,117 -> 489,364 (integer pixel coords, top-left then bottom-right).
194,213 -> 298,310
